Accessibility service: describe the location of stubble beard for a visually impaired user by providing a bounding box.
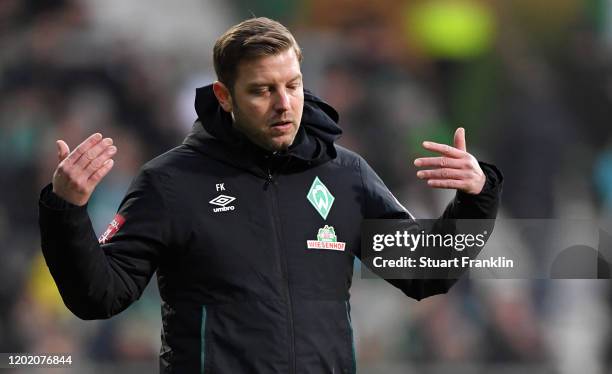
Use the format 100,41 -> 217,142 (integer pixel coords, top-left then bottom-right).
231,105 -> 297,152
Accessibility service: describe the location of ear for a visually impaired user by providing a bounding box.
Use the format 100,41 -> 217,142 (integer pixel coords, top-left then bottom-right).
212,81 -> 233,113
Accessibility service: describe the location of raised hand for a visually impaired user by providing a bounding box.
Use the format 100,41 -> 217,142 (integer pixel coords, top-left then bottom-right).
52,133 -> 117,206
413,127 -> 485,195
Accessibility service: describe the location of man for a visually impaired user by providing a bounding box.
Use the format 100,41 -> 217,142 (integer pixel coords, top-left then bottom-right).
39,17 -> 502,373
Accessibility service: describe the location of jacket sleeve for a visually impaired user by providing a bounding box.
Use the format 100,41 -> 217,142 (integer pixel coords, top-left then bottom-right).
38,167 -> 171,320
358,157 -> 503,300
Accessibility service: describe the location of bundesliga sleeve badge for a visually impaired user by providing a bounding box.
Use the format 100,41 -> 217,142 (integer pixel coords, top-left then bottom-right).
99,214 -> 125,244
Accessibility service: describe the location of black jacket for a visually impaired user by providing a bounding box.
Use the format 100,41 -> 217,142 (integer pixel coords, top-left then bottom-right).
39,85 -> 503,373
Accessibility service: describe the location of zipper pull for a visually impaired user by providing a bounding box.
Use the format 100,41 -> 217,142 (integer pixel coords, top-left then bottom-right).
264,168 -> 274,190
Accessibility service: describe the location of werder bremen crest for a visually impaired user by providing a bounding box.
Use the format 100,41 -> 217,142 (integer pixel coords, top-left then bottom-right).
307,176 -> 335,220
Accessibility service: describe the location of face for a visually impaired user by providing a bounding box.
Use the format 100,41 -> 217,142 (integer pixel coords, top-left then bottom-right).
213,48 -> 304,152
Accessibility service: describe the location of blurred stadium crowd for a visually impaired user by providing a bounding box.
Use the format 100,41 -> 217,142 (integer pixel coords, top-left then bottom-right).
1,0 -> 612,372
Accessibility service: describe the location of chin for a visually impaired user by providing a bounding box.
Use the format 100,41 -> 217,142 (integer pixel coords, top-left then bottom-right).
268,137 -> 295,151
269,143 -> 290,152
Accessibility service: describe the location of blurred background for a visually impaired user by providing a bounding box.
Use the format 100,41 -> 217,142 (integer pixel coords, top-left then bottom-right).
1,0 -> 612,372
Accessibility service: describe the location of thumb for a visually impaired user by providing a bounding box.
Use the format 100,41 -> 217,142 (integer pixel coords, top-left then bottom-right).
454,127 -> 466,152
56,140 -> 70,161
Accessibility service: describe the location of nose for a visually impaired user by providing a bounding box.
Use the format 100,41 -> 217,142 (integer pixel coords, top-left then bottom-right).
273,89 -> 291,112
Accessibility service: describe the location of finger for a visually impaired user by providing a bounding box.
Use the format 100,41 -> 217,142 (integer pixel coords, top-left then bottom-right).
454,127 -> 466,152
416,168 -> 469,180
65,133 -> 103,165
427,179 -> 468,190
87,159 -> 114,185
422,141 -> 466,159
75,137 -> 113,169
85,145 -> 117,176
56,140 -> 70,161
414,157 -> 465,169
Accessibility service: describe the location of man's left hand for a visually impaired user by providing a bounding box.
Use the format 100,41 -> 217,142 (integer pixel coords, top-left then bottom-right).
413,127 -> 486,195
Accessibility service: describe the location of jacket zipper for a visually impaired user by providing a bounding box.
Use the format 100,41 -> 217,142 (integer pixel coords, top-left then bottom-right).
266,166 -> 296,374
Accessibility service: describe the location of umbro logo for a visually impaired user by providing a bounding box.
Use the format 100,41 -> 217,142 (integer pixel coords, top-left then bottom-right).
209,194 -> 236,213
210,195 -> 235,206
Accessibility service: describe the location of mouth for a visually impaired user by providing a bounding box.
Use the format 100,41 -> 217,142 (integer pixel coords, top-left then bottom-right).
270,120 -> 293,128
269,120 -> 294,132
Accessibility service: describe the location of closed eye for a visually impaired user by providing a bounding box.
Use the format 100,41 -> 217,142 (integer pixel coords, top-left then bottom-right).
250,87 -> 270,95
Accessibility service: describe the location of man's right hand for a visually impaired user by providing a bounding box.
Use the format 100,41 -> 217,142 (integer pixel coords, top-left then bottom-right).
52,133 -> 117,206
